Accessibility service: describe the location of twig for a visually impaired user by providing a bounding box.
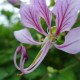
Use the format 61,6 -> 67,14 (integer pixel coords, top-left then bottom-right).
40,73 -> 48,80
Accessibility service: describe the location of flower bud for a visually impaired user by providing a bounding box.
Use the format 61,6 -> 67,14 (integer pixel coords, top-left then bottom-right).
8,0 -> 21,8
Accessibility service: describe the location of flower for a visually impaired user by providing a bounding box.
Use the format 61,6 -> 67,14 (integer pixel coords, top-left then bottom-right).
14,0 -> 80,74
8,0 -> 21,7
8,0 -> 18,4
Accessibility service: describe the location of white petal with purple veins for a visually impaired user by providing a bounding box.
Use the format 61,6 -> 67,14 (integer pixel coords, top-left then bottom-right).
31,0 -> 52,30
14,28 -> 44,45
54,27 -> 80,54
20,3 -> 47,36
52,0 -> 80,36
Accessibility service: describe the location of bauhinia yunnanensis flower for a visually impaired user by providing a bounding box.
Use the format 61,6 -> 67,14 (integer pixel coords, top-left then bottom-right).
14,0 -> 80,74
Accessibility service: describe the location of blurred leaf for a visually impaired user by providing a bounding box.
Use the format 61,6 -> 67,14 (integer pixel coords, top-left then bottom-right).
46,70 -> 76,80
5,64 -> 16,76
4,73 -> 20,80
1,10 -> 13,20
0,68 -> 8,80
58,70 -> 76,80
49,0 -> 55,7
47,66 -> 58,74
24,64 -> 46,79
0,64 -> 16,79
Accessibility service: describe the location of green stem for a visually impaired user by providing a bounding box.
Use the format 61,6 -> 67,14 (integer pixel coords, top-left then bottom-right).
59,61 -> 79,73
31,50 -> 42,65
40,73 -> 48,80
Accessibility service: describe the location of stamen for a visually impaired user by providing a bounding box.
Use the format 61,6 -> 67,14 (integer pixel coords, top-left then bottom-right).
14,42 -> 50,74
14,45 -> 28,73
19,53 -> 26,73
22,41 -> 51,74
47,28 -> 49,33
22,46 -> 28,61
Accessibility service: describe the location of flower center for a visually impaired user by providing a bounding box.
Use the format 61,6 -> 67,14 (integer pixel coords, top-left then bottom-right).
43,27 -> 57,42
43,26 -> 66,44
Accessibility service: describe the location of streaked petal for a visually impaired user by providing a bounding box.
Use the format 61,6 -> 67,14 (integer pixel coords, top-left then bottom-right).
52,0 -> 80,36
31,0 -> 52,30
20,3 -> 47,36
20,41 -> 51,74
14,28 -> 43,45
54,27 -> 80,54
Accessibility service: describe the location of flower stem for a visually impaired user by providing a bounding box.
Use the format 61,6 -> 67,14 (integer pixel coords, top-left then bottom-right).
40,73 -> 48,80
59,61 -> 79,73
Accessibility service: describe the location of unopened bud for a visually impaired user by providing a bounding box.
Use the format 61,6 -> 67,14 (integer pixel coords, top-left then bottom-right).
8,0 -> 21,8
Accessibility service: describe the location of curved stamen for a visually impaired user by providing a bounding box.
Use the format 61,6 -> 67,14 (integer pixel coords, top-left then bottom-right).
14,46 -> 28,72
22,46 -> 28,61
20,41 -> 51,74
20,53 -> 25,73
14,46 -> 22,70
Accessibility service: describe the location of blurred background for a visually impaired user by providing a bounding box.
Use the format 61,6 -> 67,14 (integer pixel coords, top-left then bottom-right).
0,0 -> 80,80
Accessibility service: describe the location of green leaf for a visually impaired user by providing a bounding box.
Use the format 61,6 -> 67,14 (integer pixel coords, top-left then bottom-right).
0,64 -> 16,80
0,68 -> 8,80
58,70 -> 76,80
24,64 -> 46,79
46,70 -> 76,80
4,73 -> 20,80
47,66 -> 58,73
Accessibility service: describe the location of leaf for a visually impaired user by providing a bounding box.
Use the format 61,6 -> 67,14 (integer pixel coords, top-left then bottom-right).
24,64 -> 46,79
47,66 -> 58,73
5,65 -> 16,76
0,64 -> 16,80
4,73 -> 20,80
46,70 -> 76,80
0,50 -> 14,65
0,68 -> 8,80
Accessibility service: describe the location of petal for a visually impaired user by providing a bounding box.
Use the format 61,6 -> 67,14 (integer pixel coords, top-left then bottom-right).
31,0 -> 52,30
20,3 -> 47,36
20,41 -> 51,74
54,27 -> 80,54
14,28 -> 43,45
52,0 -> 80,36
8,0 -> 21,8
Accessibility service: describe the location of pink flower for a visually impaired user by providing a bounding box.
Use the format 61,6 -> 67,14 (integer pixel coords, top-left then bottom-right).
14,0 -> 80,74
8,0 -> 18,4
8,0 -> 21,7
